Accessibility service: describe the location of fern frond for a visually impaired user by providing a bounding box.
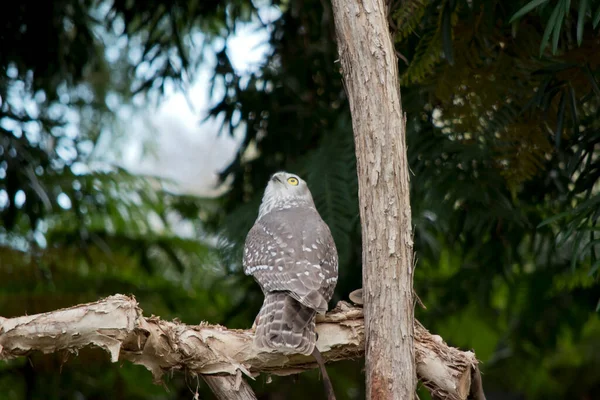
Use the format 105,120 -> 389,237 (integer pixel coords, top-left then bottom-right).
393,0 -> 430,42
494,122 -> 553,193
295,116 -> 359,269
401,24 -> 443,85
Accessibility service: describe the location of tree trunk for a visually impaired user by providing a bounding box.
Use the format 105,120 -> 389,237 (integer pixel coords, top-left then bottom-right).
330,1 -> 416,399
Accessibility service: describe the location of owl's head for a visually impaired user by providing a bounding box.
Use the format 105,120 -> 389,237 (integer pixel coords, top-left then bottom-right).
258,171 -> 315,218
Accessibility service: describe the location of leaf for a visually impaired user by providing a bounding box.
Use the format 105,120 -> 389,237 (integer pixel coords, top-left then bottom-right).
552,2 -> 566,53
573,193 -> 600,215
442,2 -> 455,65
558,221 -> 578,247
577,0 -> 588,46
537,211 -> 572,228
531,78 -> 552,107
540,3 -> 562,56
510,0 -> 550,23
578,238 -> 600,263
571,229 -> 586,271
581,227 -> 600,232
588,256 -> 600,277
568,83 -> 579,129
594,4 -> 600,28
401,24 -> 442,85
393,0 -> 429,41
590,229 -> 597,269
584,64 -> 600,98
555,90 -> 566,149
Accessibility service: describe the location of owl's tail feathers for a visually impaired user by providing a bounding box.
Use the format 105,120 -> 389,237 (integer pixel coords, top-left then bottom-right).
254,292 -> 317,356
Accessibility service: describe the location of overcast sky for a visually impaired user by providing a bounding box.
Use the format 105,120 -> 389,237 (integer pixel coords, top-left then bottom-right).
119,11 -> 276,198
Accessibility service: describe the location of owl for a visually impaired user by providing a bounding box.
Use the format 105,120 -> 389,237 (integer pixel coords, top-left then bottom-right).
243,171 -> 338,355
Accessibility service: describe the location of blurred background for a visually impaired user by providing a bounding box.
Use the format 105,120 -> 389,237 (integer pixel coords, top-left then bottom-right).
1,0 -> 599,399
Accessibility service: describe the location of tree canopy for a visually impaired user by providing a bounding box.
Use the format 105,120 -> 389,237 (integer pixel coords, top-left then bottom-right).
1,0 -> 599,399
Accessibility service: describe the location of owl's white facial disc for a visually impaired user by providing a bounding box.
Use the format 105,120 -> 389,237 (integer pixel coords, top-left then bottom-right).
257,171 -> 315,219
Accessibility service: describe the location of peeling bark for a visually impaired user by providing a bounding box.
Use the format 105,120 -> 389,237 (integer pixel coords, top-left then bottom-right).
0,294 -> 483,400
202,375 -> 257,400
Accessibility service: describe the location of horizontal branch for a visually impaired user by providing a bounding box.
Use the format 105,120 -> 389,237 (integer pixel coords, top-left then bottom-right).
0,294 -> 483,400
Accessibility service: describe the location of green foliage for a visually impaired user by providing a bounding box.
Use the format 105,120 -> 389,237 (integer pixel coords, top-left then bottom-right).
206,1 -> 600,398
0,1 -> 259,398
393,0 -> 430,41
510,0 -> 600,54
401,22 -> 444,85
1,0 -> 600,399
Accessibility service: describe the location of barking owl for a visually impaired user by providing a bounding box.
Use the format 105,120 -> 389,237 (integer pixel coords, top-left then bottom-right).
243,171 -> 338,355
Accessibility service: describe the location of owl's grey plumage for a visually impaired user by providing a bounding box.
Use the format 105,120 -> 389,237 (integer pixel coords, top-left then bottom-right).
243,171 -> 338,355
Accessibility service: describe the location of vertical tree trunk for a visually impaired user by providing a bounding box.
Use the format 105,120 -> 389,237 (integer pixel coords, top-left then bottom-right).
329,1 -> 416,399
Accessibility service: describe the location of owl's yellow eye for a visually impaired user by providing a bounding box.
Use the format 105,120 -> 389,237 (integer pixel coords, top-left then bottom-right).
287,177 -> 299,186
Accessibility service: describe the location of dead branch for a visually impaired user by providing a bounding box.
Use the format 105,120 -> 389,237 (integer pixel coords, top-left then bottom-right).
0,294 -> 483,400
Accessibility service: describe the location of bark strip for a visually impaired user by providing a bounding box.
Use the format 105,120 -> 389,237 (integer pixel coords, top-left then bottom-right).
202,375 -> 258,400
0,294 -> 481,400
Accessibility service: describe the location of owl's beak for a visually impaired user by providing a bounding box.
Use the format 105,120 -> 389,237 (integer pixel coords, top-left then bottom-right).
270,174 -> 282,184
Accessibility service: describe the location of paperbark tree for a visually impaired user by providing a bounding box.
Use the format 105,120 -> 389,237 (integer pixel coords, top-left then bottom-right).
0,294 -> 484,400
330,1 -> 416,399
